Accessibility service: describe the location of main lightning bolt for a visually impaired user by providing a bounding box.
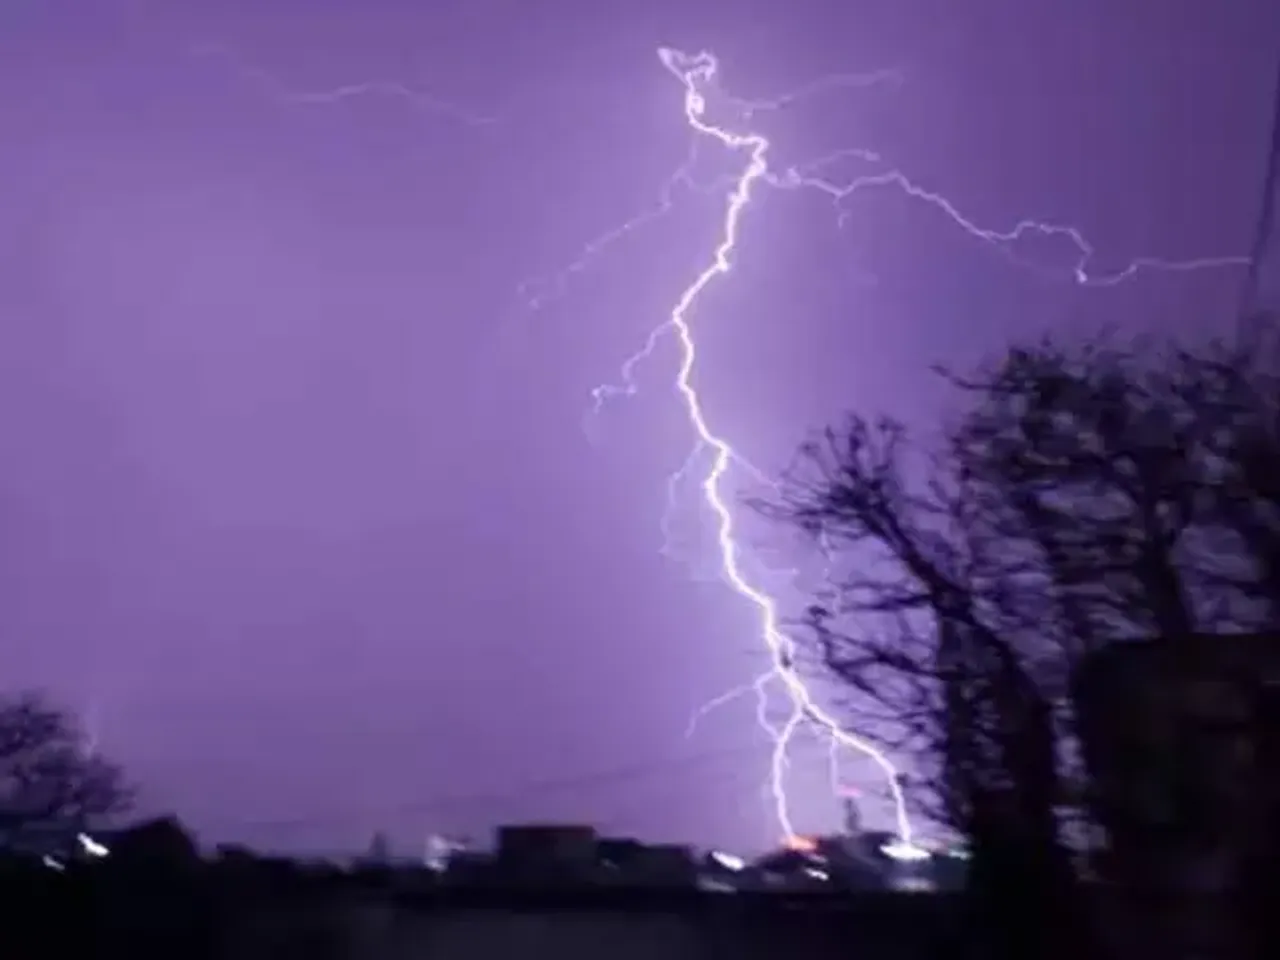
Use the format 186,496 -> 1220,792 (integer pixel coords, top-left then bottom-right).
525,48 -> 1252,855
643,47 -> 918,852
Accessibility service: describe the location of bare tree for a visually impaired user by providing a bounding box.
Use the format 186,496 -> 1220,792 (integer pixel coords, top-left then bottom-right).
0,691 -> 132,840
762,326 -> 1280,959
765,414 -> 1084,959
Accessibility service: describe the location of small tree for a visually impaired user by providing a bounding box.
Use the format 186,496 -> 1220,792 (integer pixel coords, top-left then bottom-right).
0,691 -> 132,839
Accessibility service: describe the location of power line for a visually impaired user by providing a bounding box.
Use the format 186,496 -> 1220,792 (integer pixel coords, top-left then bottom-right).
205,739 -> 780,836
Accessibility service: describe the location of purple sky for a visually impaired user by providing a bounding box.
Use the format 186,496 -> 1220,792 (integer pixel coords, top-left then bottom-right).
2,0 -> 1276,857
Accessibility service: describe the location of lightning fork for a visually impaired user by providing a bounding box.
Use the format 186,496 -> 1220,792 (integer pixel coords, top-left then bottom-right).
646,46 -> 917,850
191,43 -> 498,127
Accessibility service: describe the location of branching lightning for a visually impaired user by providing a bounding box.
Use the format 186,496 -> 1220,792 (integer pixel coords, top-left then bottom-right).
524,47 -> 1252,853
204,40 -> 1252,853
191,43 -> 499,127
631,47 -> 915,850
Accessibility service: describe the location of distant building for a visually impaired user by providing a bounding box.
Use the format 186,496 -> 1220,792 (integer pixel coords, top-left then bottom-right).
623,843 -> 696,888
595,836 -> 645,870
494,824 -> 598,884
594,837 -> 695,887
496,824 -> 596,863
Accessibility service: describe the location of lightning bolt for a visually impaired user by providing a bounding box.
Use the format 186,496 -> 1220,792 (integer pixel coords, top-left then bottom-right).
775,151 -> 1251,286
637,47 -> 917,851
191,43 -> 499,127
525,48 -> 1252,854
726,67 -> 905,116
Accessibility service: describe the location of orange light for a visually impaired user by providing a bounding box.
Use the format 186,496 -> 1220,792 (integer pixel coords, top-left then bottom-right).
783,834 -> 818,853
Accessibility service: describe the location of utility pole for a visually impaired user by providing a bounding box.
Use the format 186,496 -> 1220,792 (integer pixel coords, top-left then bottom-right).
1243,59 -> 1280,319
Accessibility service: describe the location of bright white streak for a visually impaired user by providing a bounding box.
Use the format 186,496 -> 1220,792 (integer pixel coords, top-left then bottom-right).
654,47 -> 917,848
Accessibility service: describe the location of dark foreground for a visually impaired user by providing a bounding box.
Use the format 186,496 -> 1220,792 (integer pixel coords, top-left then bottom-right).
6,857 -> 966,959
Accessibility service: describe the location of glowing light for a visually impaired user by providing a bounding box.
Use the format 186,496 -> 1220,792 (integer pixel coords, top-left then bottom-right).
783,834 -> 819,854
709,850 -> 747,871
77,833 -> 110,858
536,48 -> 1249,855
880,839 -> 931,863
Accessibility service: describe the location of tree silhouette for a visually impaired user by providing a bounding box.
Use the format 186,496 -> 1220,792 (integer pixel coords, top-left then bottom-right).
0,691 -> 132,839
760,322 -> 1280,960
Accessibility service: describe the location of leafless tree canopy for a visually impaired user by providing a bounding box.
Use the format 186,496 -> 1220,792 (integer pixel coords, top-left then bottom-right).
0,691 -> 132,837
760,321 -> 1280,951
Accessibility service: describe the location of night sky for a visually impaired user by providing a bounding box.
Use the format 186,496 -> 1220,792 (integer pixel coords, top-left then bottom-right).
2,0 -> 1276,857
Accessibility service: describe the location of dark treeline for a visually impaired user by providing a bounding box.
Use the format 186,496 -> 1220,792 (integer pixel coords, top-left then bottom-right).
1,817 -> 963,959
